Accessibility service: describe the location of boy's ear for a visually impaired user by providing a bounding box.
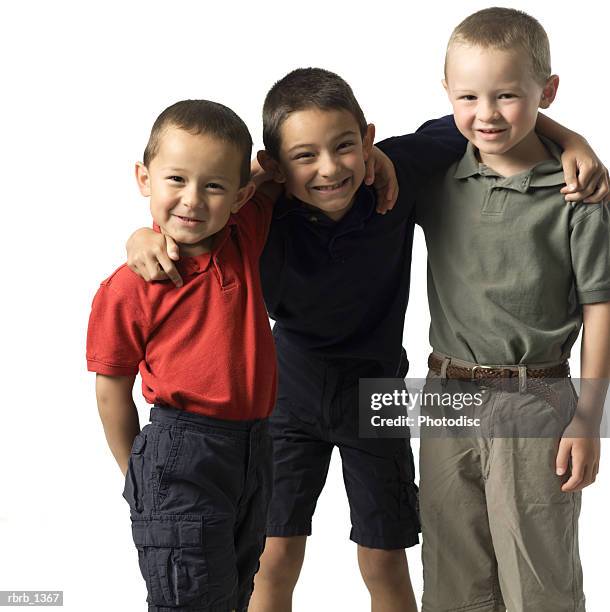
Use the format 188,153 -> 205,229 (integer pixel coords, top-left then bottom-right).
135,162 -> 151,197
540,75 -> 559,109
257,150 -> 286,183
231,180 -> 256,214
362,123 -> 376,160
442,78 -> 449,93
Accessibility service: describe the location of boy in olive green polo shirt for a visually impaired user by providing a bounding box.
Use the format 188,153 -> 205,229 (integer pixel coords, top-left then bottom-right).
416,8 -> 610,612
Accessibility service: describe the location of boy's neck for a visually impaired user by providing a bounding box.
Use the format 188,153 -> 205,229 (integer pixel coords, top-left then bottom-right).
476,130 -> 552,178
297,194 -> 358,222
177,235 -> 215,257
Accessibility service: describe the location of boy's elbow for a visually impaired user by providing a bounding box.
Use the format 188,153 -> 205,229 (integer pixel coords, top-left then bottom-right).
95,373 -> 136,405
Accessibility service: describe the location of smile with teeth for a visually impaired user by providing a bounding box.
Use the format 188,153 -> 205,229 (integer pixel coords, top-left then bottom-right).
312,177 -> 351,191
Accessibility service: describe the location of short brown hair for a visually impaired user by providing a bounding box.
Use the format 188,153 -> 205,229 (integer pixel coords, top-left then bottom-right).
143,100 -> 252,186
262,68 -> 368,160
445,7 -> 551,85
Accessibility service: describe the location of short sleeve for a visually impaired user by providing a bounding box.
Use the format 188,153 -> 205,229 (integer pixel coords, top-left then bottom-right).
234,191 -> 274,255
86,275 -> 149,376
376,115 -> 466,185
570,202 -> 610,304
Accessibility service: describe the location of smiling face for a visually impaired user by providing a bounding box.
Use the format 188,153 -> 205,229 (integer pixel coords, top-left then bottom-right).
136,127 -> 253,256
444,43 -> 558,165
274,108 -> 374,221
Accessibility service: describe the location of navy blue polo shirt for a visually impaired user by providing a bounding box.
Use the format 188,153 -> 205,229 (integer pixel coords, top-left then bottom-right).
260,116 -> 466,376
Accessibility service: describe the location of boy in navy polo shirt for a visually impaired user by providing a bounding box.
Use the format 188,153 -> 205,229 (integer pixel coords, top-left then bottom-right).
125,70 -> 607,611
87,100 -> 277,611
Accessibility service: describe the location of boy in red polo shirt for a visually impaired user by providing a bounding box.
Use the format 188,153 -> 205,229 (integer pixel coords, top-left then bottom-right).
86,100 -> 277,611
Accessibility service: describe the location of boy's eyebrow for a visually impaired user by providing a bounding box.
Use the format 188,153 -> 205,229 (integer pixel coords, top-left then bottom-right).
452,83 -> 524,93
287,130 -> 359,153
160,166 -> 232,181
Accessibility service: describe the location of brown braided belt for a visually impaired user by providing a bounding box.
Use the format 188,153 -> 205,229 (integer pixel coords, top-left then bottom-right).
428,354 -> 570,381
428,354 -> 572,416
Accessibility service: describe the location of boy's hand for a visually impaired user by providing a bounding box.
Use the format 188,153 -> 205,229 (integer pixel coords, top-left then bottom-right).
556,435 -> 600,492
126,228 -> 183,287
250,156 -> 284,201
559,136 -> 609,203
365,146 -> 399,214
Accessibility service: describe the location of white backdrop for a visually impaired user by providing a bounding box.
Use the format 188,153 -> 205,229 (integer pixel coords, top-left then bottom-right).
1,1 -> 608,610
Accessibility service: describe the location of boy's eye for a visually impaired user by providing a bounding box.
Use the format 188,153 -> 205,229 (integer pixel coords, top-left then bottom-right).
338,141 -> 355,151
206,183 -> 225,190
294,152 -> 314,160
499,93 -> 516,99
459,95 -> 477,101
168,176 -> 184,183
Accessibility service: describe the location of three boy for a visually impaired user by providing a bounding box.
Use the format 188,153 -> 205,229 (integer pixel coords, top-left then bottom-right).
91,10 -> 610,611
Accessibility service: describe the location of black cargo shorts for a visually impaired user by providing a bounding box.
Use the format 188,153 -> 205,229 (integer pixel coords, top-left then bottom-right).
123,405 -> 271,611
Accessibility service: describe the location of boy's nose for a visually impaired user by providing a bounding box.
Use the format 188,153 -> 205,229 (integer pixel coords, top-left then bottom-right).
319,154 -> 341,178
477,102 -> 500,123
183,186 -> 205,208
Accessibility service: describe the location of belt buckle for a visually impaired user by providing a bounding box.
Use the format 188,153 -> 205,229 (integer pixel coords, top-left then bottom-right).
471,364 -> 493,381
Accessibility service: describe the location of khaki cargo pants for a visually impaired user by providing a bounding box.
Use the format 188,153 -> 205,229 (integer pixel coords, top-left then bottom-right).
420,355 -> 585,612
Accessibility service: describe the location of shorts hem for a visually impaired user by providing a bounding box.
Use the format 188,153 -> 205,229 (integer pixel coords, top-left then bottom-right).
148,599 -> 236,612
266,523 -> 312,538
351,528 -> 420,550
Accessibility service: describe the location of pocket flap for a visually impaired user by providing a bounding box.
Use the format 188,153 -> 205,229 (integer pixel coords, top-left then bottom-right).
131,433 -> 146,454
132,516 -> 202,548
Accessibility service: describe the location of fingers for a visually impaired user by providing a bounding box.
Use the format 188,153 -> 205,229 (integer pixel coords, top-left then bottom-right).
374,179 -> 400,214
559,154 -> 578,195
584,167 -> 609,203
561,452 -> 584,492
375,182 -> 390,214
561,159 -> 606,202
157,252 -> 183,287
127,243 -> 182,286
559,438 -> 600,492
165,234 -> 180,261
555,438 -> 572,477
365,155 -> 375,186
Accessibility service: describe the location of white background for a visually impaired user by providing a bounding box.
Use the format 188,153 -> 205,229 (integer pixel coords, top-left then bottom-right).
1,1 -> 608,610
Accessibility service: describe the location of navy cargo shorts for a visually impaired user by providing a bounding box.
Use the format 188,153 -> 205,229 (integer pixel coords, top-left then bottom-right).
267,334 -> 420,549
122,405 -> 271,611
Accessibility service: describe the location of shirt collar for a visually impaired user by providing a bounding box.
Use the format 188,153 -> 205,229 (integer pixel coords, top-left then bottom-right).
273,183 -> 377,226
453,135 -> 565,192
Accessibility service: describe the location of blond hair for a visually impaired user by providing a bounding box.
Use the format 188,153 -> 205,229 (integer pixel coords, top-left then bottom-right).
445,7 -> 551,85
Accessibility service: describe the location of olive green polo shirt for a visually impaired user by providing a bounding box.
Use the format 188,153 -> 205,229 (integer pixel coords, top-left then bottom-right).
416,136 -> 610,365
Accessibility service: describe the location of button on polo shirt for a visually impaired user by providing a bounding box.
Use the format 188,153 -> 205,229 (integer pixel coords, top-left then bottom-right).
87,194 -> 277,420
416,136 -> 610,365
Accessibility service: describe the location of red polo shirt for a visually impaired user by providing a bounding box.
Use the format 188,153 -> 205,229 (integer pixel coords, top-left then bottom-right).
86,193 -> 277,420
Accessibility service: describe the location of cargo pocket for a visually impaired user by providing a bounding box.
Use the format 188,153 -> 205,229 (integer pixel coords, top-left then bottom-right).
132,515 -> 208,608
123,430 -> 147,513
155,426 -> 185,506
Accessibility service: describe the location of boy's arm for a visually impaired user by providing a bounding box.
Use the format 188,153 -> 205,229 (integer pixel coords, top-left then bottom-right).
96,374 -> 140,476
376,115 -> 466,185
556,301 -> 610,491
365,146 -> 399,214
536,113 -> 609,203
